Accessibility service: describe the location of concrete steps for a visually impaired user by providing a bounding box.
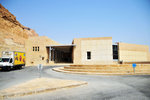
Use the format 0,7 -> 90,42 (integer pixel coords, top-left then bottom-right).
64,69 -> 150,73
63,64 -> 150,74
63,69 -> 131,73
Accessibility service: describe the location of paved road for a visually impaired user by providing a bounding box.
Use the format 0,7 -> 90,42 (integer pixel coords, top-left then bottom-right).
0,66 -> 150,100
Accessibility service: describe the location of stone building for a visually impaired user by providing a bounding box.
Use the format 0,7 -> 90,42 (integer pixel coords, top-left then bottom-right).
118,42 -> 150,63
25,36 -> 150,66
25,36 -> 60,66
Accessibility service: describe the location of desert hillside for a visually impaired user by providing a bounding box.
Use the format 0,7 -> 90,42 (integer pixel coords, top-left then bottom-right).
0,4 -> 38,56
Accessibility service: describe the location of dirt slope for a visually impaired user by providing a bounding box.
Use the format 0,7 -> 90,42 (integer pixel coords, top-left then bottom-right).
0,4 -> 38,56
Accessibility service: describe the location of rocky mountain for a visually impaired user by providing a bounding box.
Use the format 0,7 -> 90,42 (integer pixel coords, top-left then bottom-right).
0,4 -> 38,56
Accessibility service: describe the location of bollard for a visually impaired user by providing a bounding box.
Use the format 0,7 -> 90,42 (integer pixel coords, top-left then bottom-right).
37,64 -> 43,78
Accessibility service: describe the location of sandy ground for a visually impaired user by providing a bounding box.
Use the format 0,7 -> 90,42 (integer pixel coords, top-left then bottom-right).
0,78 -> 87,99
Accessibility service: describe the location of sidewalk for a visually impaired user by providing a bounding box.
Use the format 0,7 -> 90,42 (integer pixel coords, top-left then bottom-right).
0,78 -> 87,99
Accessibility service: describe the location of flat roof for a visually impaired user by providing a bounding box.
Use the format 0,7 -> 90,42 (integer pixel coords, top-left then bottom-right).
46,44 -> 75,53
46,44 -> 76,47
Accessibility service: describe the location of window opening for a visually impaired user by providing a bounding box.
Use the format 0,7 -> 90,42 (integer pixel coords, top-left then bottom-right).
35,47 -> 37,51
38,47 -> 39,51
113,45 -> 118,59
87,51 -> 91,59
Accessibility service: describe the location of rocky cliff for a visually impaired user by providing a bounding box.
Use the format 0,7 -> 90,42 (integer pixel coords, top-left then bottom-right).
0,4 -> 38,56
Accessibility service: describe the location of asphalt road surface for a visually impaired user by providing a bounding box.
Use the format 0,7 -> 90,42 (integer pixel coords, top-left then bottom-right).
0,66 -> 150,100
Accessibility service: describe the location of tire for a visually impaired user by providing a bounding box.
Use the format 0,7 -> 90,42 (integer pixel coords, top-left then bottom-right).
6,66 -> 11,71
19,66 -> 22,69
17,65 -> 22,69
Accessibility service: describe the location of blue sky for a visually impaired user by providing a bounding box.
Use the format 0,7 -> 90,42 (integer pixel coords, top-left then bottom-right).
0,0 -> 150,47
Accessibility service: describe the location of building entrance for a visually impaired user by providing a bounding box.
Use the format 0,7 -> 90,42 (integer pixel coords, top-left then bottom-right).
47,45 -> 75,63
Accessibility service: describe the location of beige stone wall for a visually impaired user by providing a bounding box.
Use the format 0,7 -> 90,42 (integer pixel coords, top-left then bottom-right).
118,42 -> 150,62
148,53 -> 150,61
73,37 -> 113,65
72,39 -> 81,64
25,36 -> 60,66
